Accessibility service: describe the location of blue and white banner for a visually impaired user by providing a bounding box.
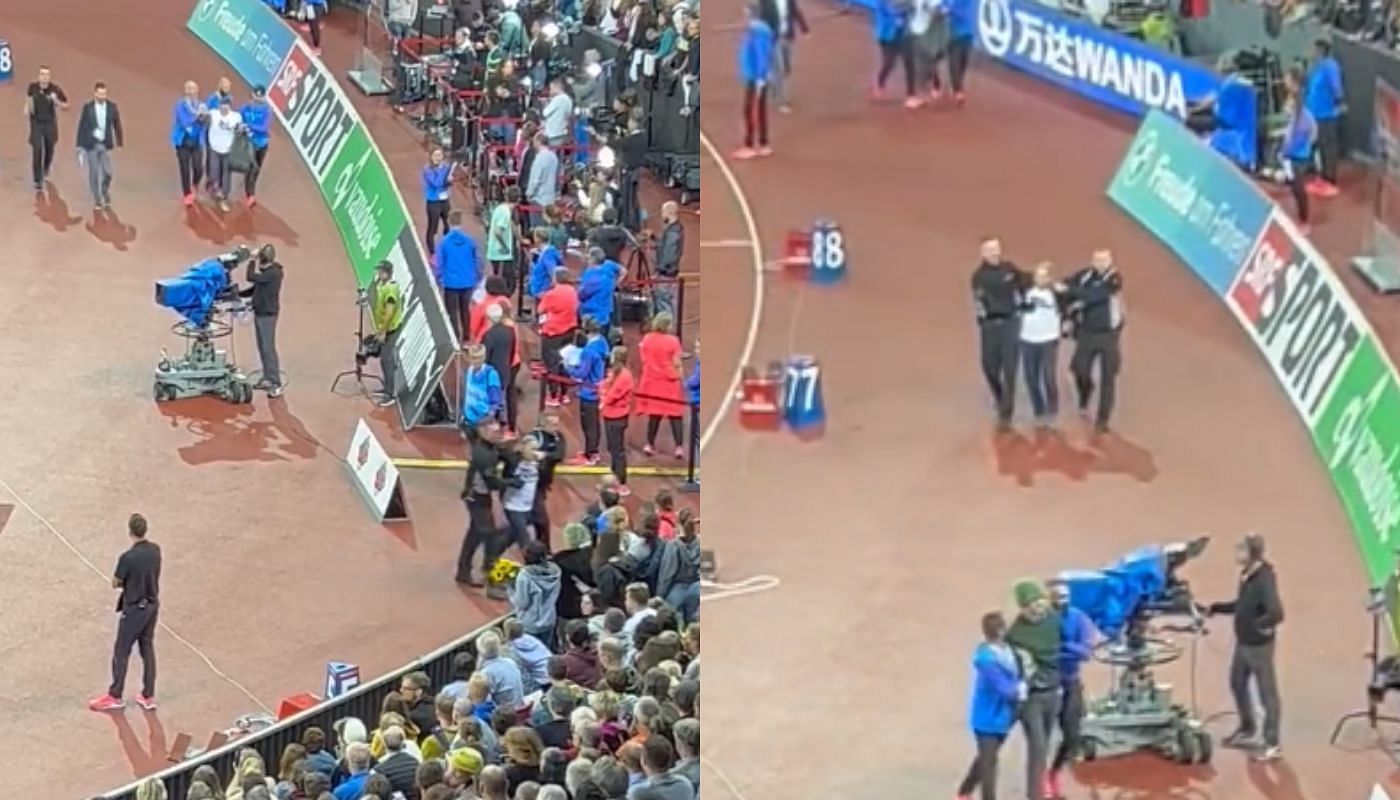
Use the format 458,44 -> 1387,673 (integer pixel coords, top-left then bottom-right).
975,0 -> 1219,120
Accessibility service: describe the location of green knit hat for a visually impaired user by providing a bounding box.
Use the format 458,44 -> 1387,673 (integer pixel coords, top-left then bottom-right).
1014,579 -> 1047,609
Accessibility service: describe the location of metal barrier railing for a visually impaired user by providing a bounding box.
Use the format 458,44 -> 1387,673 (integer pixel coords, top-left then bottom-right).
90,614 -> 510,800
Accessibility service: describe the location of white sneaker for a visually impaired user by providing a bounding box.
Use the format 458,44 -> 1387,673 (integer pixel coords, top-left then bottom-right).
1252,745 -> 1282,762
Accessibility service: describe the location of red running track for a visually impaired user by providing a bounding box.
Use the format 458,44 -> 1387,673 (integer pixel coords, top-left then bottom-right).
697,5 -> 1394,800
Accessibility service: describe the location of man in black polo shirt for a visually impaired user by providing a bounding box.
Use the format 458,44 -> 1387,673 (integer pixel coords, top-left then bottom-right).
90,514 -> 162,712
970,236 -> 1030,432
240,244 -> 286,397
26,66 -> 70,191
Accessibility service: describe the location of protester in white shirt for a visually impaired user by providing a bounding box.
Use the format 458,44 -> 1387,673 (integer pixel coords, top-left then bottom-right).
910,0 -> 950,98
206,98 -> 243,210
1019,263 -> 1063,428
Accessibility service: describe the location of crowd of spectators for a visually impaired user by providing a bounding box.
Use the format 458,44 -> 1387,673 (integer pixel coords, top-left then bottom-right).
124,474 -> 701,800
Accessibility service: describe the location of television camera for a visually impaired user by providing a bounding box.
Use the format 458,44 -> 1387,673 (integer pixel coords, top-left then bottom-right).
152,247 -> 257,404
1057,536 -> 1215,764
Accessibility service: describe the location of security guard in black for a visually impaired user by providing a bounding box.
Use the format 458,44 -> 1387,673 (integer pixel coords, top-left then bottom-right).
109,514 -> 162,704
1063,251 -> 1125,431
26,67 -> 69,189
971,237 -> 1030,427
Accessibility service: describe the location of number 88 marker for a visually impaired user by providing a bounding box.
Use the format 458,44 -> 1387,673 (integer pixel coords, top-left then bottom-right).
808,219 -> 847,285
782,355 -> 826,434
0,40 -> 13,84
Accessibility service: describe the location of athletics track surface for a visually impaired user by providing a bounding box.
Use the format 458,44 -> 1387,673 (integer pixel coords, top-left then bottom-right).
697,5 -> 1394,799
0,5 -> 696,798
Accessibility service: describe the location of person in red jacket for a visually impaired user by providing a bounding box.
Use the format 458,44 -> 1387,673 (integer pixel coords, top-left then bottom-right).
600,346 -> 635,497
636,312 -> 687,459
470,276 -> 516,345
537,267 -> 580,408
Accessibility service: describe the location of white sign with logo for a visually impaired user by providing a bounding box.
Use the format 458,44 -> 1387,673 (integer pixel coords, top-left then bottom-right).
344,418 -> 408,522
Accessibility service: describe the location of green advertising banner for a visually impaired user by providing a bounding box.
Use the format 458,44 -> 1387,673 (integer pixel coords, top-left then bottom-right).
321,124 -> 401,286
1312,336 -> 1400,586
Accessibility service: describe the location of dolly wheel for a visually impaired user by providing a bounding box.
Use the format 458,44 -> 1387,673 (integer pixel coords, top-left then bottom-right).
1079,738 -> 1098,762
1175,727 -> 1199,764
1193,730 -> 1213,764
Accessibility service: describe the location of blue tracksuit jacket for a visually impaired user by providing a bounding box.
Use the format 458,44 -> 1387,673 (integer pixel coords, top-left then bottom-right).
240,101 -> 272,149
738,19 -> 776,85
423,163 -> 453,203
970,642 -> 1021,736
436,229 -> 482,291
463,365 -> 503,424
569,335 -> 610,402
529,245 -> 563,299
171,98 -> 206,148
1304,57 -> 1344,122
578,260 -> 624,326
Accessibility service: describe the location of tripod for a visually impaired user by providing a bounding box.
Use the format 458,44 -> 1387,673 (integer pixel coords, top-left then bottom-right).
1330,587 -> 1400,758
330,292 -> 387,400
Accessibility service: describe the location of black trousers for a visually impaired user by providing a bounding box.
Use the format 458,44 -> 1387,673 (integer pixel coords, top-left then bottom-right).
1316,118 -> 1341,183
743,82 -> 769,149
956,733 -> 1007,800
176,142 -> 204,196
1051,679 -> 1085,771
245,144 -> 269,196
426,200 -> 451,254
1020,689 -> 1062,800
541,331 -> 574,400
1070,330 -> 1122,427
492,258 -> 516,294
646,416 -> 684,448
30,122 -> 58,185
1287,158 -> 1311,223
505,364 -> 520,431
443,287 -> 472,341
110,601 -> 159,699
979,318 -> 1020,424
456,497 -> 498,582
531,491 -> 552,551
604,417 -> 628,484
877,36 -> 917,97
580,399 -> 601,456
307,12 -> 323,48
946,36 -> 973,93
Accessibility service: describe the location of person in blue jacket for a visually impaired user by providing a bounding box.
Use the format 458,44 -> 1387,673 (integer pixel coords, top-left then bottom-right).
423,147 -> 457,255
528,227 -> 563,303
736,2 -> 776,160
578,247 -> 625,337
239,85 -> 273,208
873,0 -> 917,107
567,320 -> 611,465
171,80 -> 208,206
956,611 -> 1025,800
436,209 -> 483,341
1047,580 -> 1096,798
944,0 -> 975,104
1281,93 -> 1318,232
686,340 -> 700,477
462,344 -> 504,428
1303,39 -> 1345,195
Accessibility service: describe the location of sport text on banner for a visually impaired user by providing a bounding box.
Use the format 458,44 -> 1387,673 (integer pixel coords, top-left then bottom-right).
187,0 -> 458,429
1110,110 -> 1400,642
1107,111 -> 1271,295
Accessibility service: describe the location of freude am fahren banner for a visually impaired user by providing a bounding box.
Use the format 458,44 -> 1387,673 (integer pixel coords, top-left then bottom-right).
1110,110 -> 1400,592
187,0 -> 458,428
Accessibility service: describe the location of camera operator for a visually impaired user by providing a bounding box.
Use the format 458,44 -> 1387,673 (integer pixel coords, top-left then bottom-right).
1205,533 -> 1285,762
239,245 -> 285,397
589,208 -> 630,263
369,261 -> 406,408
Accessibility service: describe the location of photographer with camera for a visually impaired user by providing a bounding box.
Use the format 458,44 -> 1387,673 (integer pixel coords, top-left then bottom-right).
1205,533 -> 1285,762
238,245 -> 285,397
369,261 -> 406,408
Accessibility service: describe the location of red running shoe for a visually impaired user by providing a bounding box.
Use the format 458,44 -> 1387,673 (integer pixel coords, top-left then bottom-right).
135,694 -> 158,711
756,146 -> 774,157
904,96 -> 927,110
643,444 -> 656,456
567,454 -> 600,467
617,484 -> 632,498
245,195 -> 258,209
182,193 -> 195,207
954,92 -> 967,106
1045,772 -> 1062,799
731,147 -> 759,160
88,694 -> 125,712
674,446 -> 685,460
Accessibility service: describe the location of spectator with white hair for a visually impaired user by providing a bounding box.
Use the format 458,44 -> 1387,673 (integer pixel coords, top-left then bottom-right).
479,764 -> 512,800
567,757 -> 597,797
332,742 -> 373,800
477,630 -> 527,710
539,785 -> 570,800
373,725 -> 420,798
671,718 -> 699,792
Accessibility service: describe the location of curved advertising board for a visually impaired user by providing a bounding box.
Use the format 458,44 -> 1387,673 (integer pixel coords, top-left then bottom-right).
1109,110 -> 1400,595
186,0 -> 457,429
